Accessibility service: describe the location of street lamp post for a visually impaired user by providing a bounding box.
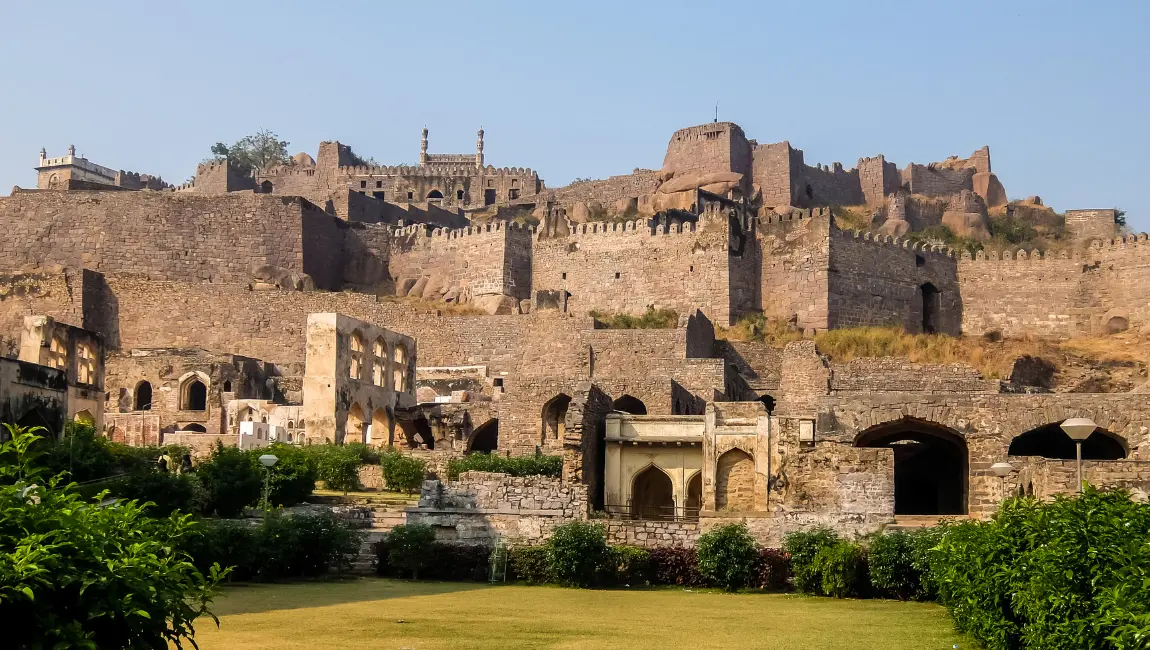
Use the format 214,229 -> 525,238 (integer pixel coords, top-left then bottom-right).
1060,418 -> 1097,494
990,462 -> 1013,501
258,453 -> 279,512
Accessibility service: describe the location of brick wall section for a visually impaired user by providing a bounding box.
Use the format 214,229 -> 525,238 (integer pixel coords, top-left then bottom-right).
543,171 -> 662,208
830,358 -> 995,393
0,271 -> 85,358
958,237 -> 1150,337
828,229 -> 962,334
758,211 -> 831,329
389,222 -> 533,300
662,123 -> 753,178
1064,209 -> 1118,242
901,163 -> 974,196
858,155 -> 901,206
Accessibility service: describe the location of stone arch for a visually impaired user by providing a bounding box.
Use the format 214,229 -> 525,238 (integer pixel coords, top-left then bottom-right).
180,375 -> 208,411
541,393 -> 571,442
371,408 -> 393,446
392,343 -> 409,391
1008,421 -> 1127,460
468,418 -> 499,453
260,180 -> 273,194
73,410 -> 94,425
348,403 -> 367,444
631,464 -> 674,520
855,416 -> 968,515
612,394 -> 647,415
715,448 -> 756,512
134,381 -> 153,411
181,423 -> 207,433
1106,315 -> 1129,334
685,471 -> 702,516
920,282 -> 940,334
223,380 -> 232,393
426,189 -> 443,199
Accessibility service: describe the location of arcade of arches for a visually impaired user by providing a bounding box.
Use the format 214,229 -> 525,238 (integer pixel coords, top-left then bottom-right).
854,417 -> 967,516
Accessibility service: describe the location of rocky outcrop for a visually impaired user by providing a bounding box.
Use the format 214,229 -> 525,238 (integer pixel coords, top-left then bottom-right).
941,190 -> 991,239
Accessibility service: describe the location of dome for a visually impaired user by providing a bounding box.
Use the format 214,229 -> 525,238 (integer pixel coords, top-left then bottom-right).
292,152 -> 316,168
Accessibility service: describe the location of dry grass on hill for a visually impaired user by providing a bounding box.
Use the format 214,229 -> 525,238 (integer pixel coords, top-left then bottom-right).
718,314 -> 1148,387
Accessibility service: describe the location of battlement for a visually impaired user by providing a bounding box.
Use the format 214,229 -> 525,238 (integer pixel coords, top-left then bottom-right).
390,219 -> 535,240
338,163 -> 537,178
958,233 -> 1150,264
668,122 -> 745,142
831,226 -> 958,259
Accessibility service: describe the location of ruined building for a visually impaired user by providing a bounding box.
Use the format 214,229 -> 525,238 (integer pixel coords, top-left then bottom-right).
2,121 -> 1146,545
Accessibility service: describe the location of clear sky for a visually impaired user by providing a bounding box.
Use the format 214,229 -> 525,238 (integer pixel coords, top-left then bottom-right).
1,1 -> 1147,230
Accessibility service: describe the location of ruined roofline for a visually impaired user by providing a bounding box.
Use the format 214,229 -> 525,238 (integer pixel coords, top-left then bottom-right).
958,233 -> 1150,264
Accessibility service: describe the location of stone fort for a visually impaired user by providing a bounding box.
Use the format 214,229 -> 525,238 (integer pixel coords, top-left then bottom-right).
2,120 -> 1147,545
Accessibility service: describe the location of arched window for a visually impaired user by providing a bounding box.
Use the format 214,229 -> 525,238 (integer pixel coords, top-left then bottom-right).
373,338 -> 386,386
612,395 -> 647,415
48,334 -> 68,371
349,331 -> 365,379
135,381 -> 153,411
286,420 -> 295,430
541,394 -> 571,442
631,465 -> 674,520
286,432 -> 293,443
685,472 -> 702,517
1008,422 -> 1126,460
260,180 -> 273,194
182,423 -> 207,433
181,378 -> 207,411
392,344 -> 408,392
73,410 -> 94,425
427,190 -> 443,199
76,343 -> 96,385
223,380 -> 232,393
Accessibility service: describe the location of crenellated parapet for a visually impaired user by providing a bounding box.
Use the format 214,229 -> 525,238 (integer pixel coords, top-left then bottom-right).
832,226 -> 958,259
958,233 -> 1150,264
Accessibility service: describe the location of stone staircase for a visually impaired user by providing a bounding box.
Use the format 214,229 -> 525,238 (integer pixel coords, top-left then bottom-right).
306,492 -> 417,575
885,514 -> 971,531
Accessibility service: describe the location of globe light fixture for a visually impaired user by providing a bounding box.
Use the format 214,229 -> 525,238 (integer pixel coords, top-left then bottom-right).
990,462 -> 1013,501
258,454 -> 279,467
1060,418 -> 1097,493
258,454 -> 279,511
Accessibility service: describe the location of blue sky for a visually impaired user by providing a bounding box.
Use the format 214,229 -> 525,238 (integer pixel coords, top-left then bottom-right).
1,1 -> 1147,230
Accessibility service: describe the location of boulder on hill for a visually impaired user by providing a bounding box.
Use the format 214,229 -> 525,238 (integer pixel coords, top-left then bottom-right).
973,171 -> 1007,208
657,171 -> 743,194
941,190 -> 991,240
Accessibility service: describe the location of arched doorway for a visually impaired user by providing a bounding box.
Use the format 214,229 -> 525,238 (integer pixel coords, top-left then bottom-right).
372,408 -> 393,446
469,419 -> 499,453
612,395 -> 647,415
685,472 -> 702,517
347,403 -> 367,444
1009,422 -> 1126,460
631,465 -> 674,520
426,190 -> 443,200
73,410 -> 94,425
921,283 -> 940,334
541,394 -> 571,442
135,381 -> 153,411
181,423 -> 207,433
855,417 -> 968,515
181,379 -> 207,411
260,180 -> 273,194
715,448 -> 755,512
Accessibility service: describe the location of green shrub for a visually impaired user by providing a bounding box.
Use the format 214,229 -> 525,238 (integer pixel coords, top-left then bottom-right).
648,547 -> 706,587
259,443 -> 318,506
385,523 -> 437,579
445,453 -> 562,480
38,420 -> 116,483
868,530 -> 939,600
589,306 -> 679,329
375,541 -> 492,582
0,424 -> 225,649
547,521 -> 612,588
784,528 -> 840,594
380,447 -> 426,493
509,545 -> 552,584
610,545 -> 652,586
184,520 -> 260,581
198,441 -> 262,517
344,442 -> 382,465
316,445 -> 363,493
697,523 -> 759,591
813,540 -> 866,598
113,469 -> 199,516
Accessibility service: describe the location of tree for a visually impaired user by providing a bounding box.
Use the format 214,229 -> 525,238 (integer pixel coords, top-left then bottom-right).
209,129 -> 291,175
0,424 -> 226,649
1114,207 -> 1127,229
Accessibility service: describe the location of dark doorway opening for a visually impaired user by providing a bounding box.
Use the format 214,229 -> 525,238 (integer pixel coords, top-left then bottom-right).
1008,422 -> 1126,460
612,395 -> 647,415
135,381 -> 153,411
631,465 -> 674,520
469,419 -> 499,453
921,283 -> 940,334
855,417 -> 968,515
183,380 -> 207,411
757,394 -> 776,414
484,188 -> 497,206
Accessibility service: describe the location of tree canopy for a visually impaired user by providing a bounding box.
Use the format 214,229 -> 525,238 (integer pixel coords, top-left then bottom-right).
209,129 -> 291,175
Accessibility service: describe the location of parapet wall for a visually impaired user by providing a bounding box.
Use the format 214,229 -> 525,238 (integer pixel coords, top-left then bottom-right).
543,170 -> 661,209
389,221 -> 534,301
958,235 -> 1150,337
663,122 -> 753,178
901,163 -> 974,197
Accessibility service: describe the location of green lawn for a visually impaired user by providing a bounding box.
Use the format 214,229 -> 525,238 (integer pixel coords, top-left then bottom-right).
191,579 -> 973,650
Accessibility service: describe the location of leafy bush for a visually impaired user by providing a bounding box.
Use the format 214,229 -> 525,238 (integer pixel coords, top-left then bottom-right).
376,541 -> 492,582
547,521 -> 613,588
185,512 -> 360,582
813,540 -> 867,598
509,545 -> 552,584
344,442 -> 382,465
38,420 -> 116,483
784,528 -> 840,594
259,443 -> 318,506
0,424 -> 225,649
114,469 -> 199,516
385,523 -> 436,579
445,453 -> 562,480
588,306 -> 679,330
198,441 -> 262,517
648,547 -> 706,587
380,447 -> 427,493
868,529 -> 939,600
931,487 -> 1150,650
755,548 -> 792,591
697,523 -> 759,591
610,545 -> 652,586
316,444 -> 363,493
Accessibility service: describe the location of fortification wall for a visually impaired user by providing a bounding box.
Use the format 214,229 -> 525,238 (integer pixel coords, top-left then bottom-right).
752,142 -> 798,208
858,155 -> 900,206
0,271 -> 86,358
0,191 -> 347,288
1065,209 -> 1118,242
827,229 -> 961,334
796,162 -> 863,207
543,170 -> 662,209
830,358 -> 995,393
193,160 -> 254,194
531,217 -> 737,324
901,163 -> 974,197
758,210 -> 832,330
389,222 -> 533,301
662,123 -> 752,178
958,236 -> 1150,337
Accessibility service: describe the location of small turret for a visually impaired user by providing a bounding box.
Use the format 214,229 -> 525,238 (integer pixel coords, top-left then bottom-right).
476,127 -> 485,168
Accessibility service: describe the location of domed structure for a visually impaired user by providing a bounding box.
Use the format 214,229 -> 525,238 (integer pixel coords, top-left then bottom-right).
292,152 -> 316,168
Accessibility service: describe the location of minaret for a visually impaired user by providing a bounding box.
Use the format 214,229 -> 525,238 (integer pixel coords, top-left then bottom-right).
419,128 -> 428,166
67,144 -> 76,158
476,127 -> 485,168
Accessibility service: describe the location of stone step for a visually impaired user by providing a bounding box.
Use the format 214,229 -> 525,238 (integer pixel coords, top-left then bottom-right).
886,514 -> 971,530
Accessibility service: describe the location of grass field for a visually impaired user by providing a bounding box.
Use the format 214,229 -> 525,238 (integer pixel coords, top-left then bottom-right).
191,579 -> 973,650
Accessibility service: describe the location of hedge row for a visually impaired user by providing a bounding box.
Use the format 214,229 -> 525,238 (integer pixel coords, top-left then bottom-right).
445,453 -> 563,480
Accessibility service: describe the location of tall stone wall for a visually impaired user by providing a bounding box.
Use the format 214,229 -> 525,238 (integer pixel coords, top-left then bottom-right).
796,162 -> 864,207
662,123 -> 753,178
858,155 -> 901,206
0,271 -> 86,358
389,221 -> 533,303
958,237 -> 1150,337
901,163 -> 974,197
827,229 -> 962,334
758,210 -> 832,330
752,142 -> 799,208
1064,209 -> 1118,242
532,217 -> 738,324
541,171 -> 662,209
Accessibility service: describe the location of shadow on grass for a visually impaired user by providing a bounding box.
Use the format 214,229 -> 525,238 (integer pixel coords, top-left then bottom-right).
212,577 -> 491,615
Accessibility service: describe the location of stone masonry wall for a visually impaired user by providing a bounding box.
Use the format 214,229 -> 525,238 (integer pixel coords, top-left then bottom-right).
662,122 -> 753,179
543,171 -> 662,209
758,210 -> 831,330
389,222 -> 533,301
901,163 -> 974,197
0,271 -> 85,358
1064,209 -> 1118,242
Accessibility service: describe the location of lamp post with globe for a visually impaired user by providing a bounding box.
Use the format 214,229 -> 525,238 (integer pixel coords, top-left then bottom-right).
990,462 -> 1013,502
1060,418 -> 1097,494
258,453 -> 279,512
